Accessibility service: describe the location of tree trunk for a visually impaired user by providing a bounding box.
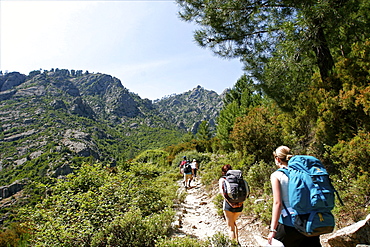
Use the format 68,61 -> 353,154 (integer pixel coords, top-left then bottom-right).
312,24 -> 340,91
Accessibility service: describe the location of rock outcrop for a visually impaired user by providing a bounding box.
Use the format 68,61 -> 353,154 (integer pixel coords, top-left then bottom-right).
0,180 -> 27,200
154,85 -> 223,133
327,214 -> 370,247
0,72 -> 26,91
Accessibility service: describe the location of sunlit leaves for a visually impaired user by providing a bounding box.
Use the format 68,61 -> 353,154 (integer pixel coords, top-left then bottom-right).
20,161 -> 178,246
229,105 -> 282,162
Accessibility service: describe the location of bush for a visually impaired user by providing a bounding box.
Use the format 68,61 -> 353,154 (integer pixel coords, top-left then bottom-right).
156,236 -> 207,247
133,149 -> 170,167
325,131 -> 370,225
243,194 -> 273,225
207,232 -> 239,247
155,232 -> 238,247
213,193 -> 224,216
245,160 -> 275,197
0,223 -> 30,247
21,161 -> 179,246
199,161 -> 224,188
91,209 -> 174,247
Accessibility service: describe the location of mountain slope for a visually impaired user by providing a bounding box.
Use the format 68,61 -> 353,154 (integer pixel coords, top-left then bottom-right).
0,69 -> 225,188
154,85 -> 226,134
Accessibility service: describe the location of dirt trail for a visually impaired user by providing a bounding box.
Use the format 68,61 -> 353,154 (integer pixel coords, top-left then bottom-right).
173,178 -> 268,247
173,178 -> 333,247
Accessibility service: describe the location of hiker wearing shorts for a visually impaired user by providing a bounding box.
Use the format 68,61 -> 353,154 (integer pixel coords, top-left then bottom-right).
268,146 -> 322,247
183,160 -> 193,188
219,164 -> 243,243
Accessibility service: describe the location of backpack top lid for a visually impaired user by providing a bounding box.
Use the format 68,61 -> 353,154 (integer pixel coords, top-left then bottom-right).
288,155 -> 328,176
225,170 -> 243,179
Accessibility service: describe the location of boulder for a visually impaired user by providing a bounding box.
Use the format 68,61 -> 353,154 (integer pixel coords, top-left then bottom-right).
70,97 -> 95,118
52,163 -> 73,177
328,214 -> 370,247
50,99 -> 67,110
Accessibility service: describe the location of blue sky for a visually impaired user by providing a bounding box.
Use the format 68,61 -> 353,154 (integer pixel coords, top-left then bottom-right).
0,0 -> 244,100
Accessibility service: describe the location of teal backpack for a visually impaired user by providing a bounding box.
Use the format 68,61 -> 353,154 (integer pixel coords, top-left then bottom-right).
278,155 -> 343,236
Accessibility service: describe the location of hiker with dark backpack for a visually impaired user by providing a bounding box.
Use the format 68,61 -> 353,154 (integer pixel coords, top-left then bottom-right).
268,146 -> 342,247
219,164 -> 249,243
183,160 -> 193,188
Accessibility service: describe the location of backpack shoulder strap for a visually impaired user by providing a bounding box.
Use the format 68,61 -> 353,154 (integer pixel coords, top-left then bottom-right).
277,167 -> 290,178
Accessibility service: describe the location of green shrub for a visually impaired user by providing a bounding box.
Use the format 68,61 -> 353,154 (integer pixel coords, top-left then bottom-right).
0,223 -> 30,247
245,160 -> 275,197
207,232 -> 239,247
91,209 -> 174,247
325,131 -> 370,224
21,161 -> 179,246
156,232 -> 238,247
156,236 -> 207,247
128,162 -> 166,179
213,193 -> 224,216
243,194 -> 273,225
133,149 -> 170,167
200,161 -> 223,187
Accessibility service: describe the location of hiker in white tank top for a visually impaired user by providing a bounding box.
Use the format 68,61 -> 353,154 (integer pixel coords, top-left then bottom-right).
267,146 -> 322,247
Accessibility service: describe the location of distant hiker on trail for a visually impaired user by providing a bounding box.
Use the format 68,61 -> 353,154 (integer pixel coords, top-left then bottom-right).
179,156 -> 187,174
219,164 -> 249,243
183,160 -> 193,188
268,146 -> 322,247
190,159 -> 198,180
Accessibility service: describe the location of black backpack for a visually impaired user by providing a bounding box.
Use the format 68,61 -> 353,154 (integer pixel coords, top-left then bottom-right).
183,163 -> 192,173
222,170 -> 250,204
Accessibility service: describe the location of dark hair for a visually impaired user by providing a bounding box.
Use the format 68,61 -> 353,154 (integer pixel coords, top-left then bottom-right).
221,164 -> 232,176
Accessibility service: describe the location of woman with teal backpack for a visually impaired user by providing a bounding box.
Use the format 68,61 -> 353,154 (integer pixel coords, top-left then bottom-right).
267,146 -> 322,247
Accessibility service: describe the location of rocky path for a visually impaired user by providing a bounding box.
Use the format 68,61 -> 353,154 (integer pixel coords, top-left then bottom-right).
173,179 -> 268,246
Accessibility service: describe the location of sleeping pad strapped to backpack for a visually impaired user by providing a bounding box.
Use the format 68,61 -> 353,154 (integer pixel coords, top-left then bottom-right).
222,170 -> 250,204
278,155 -> 343,237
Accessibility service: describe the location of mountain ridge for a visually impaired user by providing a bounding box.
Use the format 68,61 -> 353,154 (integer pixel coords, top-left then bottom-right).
0,68 -> 225,188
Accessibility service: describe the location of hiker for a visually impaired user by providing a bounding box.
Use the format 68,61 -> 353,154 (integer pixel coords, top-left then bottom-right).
190,159 -> 198,180
219,164 -> 243,242
179,156 -> 187,174
268,146 -> 322,247
183,160 -> 193,188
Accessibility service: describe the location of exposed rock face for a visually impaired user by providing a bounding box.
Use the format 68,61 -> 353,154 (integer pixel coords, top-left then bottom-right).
328,214 -> 370,247
52,163 -> 73,178
154,85 -> 223,133
73,73 -> 143,118
0,72 -> 26,91
62,129 -> 99,158
0,180 -> 26,199
0,90 -> 16,101
4,129 -> 38,142
50,99 -> 67,110
70,97 -> 96,118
